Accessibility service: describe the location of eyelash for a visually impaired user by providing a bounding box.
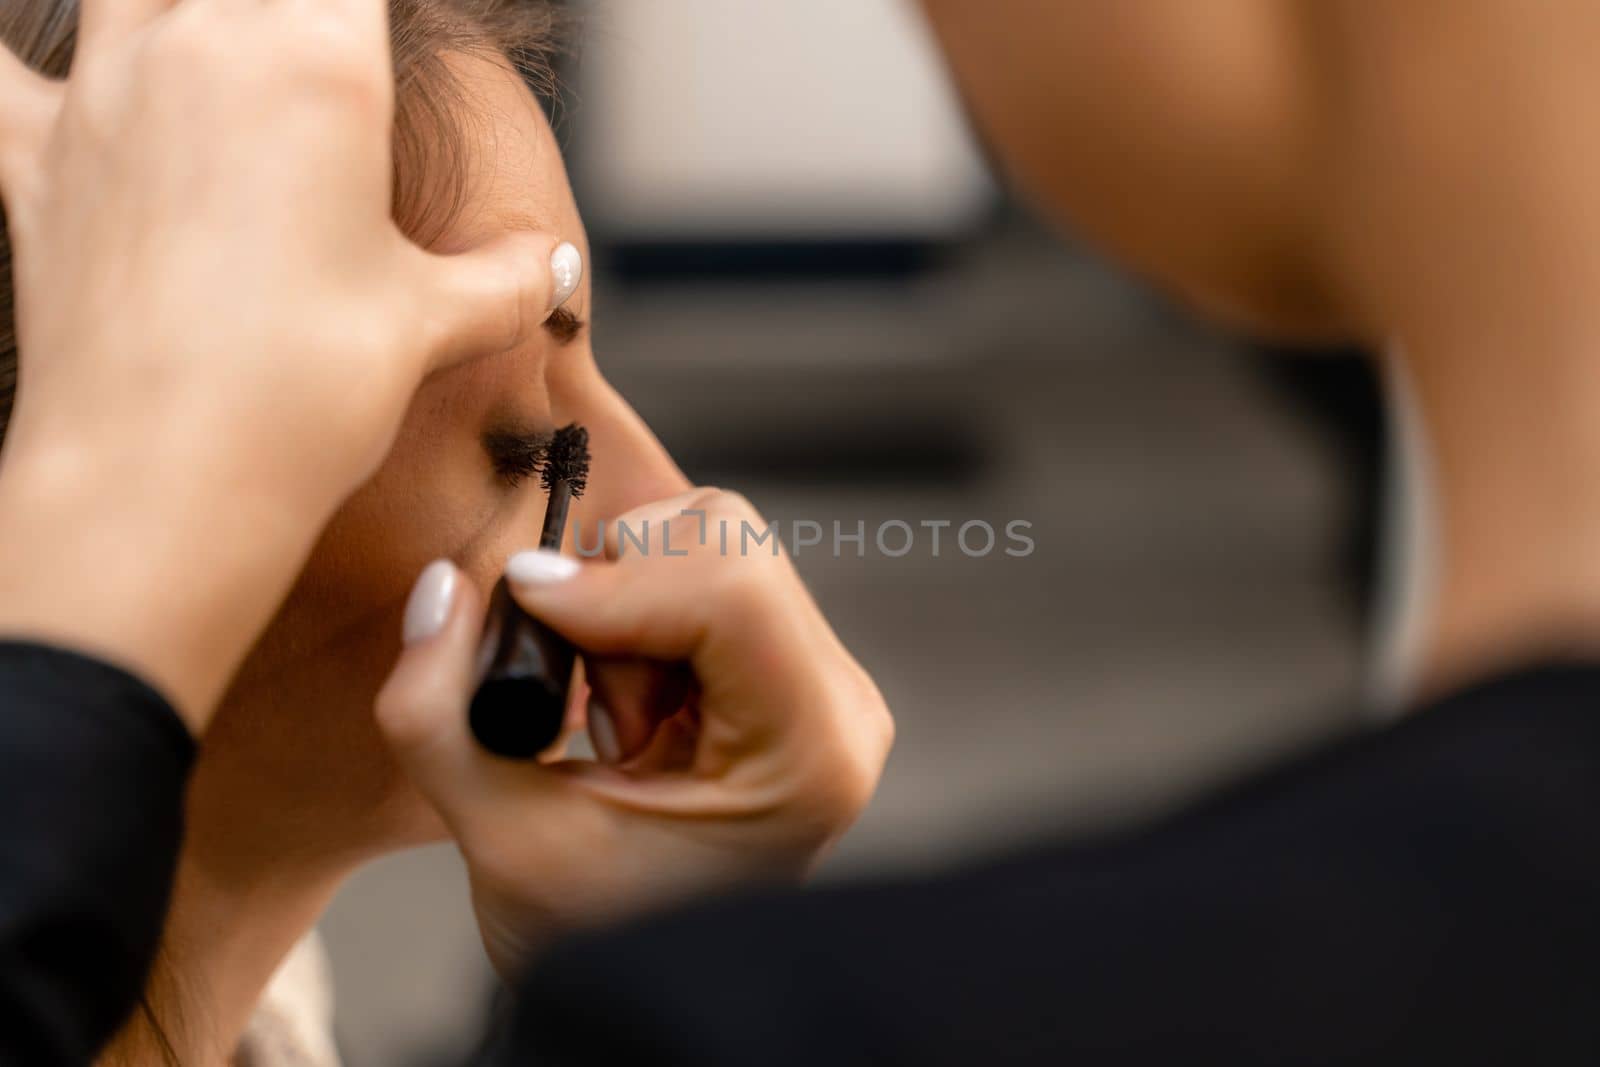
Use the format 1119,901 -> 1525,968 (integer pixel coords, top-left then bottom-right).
484,433 -> 549,489
493,454 -> 541,489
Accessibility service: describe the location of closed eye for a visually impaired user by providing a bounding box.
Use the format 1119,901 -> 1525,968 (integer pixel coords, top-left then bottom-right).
483,428 -> 552,489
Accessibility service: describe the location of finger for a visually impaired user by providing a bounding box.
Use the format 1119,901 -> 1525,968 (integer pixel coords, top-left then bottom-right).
0,47 -> 55,195
584,656 -> 694,764
415,233 -> 581,375
535,662 -> 591,765
0,44 -> 33,104
374,560 -> 491,807
507,488 -> 814,665
503,543 -> 824,706
300,0 -> 391,48
504,549 -> 706,663
78,0 -> 175,48
626,706 -> 700,773
499,541 -> 883,829
379,559 -> 588,824
596,488 -> 728,560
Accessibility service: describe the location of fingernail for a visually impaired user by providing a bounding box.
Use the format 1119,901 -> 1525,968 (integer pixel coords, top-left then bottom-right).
549,242 -> 583,312
403,559 -> 459,645
506,548 -> 581,586
589,701 -> 621,765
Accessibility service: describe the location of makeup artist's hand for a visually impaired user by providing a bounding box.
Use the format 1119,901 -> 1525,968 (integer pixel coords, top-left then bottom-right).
0,0 -> 575,727
376,489 -> 894,975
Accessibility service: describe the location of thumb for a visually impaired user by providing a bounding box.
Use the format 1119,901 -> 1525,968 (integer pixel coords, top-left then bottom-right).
374,559 -> 497,811
414,234 -> 583,375
378,560 -> 582,822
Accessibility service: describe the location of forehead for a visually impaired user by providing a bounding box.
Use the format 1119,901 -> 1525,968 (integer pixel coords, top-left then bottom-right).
427,51 -> 588,260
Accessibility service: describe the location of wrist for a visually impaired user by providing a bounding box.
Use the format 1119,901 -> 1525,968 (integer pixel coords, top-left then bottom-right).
0,433 -> 323,732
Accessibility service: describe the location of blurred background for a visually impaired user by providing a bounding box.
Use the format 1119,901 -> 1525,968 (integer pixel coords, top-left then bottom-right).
322,1 -> 1388,1061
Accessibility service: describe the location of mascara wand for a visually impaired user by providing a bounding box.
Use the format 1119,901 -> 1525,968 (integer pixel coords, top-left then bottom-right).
469,424 -> 590,759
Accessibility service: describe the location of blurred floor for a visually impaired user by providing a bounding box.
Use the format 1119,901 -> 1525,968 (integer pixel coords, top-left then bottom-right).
320,222 -> 1367,1065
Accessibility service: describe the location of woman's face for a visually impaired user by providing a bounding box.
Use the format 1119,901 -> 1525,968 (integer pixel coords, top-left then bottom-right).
198,53 -> 688,854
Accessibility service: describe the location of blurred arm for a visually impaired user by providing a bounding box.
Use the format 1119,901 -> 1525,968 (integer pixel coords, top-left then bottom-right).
918,0 -> 1347,339
0,644 -> 192,1065
502,662 -> 1600,1066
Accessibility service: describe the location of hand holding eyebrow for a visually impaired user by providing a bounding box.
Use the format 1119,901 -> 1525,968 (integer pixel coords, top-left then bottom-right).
0,0 -> 574,729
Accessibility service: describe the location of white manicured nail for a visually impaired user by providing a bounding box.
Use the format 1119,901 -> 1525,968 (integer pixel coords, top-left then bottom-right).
549,242 -> 583,311
403,560 -> 459,645
506,548 -> 581,586
589,702 -> 621,765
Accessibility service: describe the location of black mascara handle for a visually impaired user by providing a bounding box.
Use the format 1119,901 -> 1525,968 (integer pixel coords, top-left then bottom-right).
468,579 -> 575,759
469,676 -> 567,759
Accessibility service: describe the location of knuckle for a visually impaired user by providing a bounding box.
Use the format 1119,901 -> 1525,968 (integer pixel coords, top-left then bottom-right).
705,488 -> 760,526
838,763 -> 879,820
807,747 -> 879,829
847,664 -> 896,754
877,702 -> 897,753
710,554 -> 780,620
0,70 -> 56,157
809,670 -> 892,822
659,506 -> 710,552
671,487 -> 729,524
687,486 -> 730,515
374,676 -> 450,752
287,20 -> 389,118
145,17 -> 221,69
144,16 -> 251,93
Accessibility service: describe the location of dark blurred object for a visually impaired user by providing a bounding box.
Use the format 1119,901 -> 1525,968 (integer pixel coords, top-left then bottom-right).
1254,347 -> 1386,631
510,662 -> 1600,1067
602,240 -> 954,283
673,405 -> 990,489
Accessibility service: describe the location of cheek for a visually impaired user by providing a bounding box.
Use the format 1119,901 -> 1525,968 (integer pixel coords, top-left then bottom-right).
260,356 -> 660,663
280,402 -> 542,652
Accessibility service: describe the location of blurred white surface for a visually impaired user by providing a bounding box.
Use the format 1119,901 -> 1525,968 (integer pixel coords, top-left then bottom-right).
572,0 -> 993,238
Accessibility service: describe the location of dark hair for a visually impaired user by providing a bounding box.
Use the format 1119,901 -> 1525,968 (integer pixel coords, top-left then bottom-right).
0,4 -> 566,1059
0,0 -> 567,439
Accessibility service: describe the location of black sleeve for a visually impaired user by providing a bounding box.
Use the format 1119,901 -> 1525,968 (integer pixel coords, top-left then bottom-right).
500,664 -> 1600,1067
0,642 -> 194,1066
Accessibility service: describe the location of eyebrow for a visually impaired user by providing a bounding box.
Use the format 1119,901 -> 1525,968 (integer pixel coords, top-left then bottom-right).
545,306 -> 587,345
483,207 -> 589,344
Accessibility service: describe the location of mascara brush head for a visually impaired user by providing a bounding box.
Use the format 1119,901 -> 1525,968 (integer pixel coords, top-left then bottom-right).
470,421 -> 590,760
543,424 -> 590,497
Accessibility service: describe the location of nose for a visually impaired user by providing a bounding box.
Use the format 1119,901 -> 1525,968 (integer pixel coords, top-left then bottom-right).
559,372 -> 691,537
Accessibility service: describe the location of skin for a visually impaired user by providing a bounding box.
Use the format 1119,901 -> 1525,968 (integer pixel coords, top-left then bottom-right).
0,2 -> 887,1062
0,0 -> 567,724
27,0 -> 1600,1059
919,0 -> 1600,698
378,489 -> 891,977
917,0 -> 1341,340
104,53 -> 690,1064
141,7 -> 1600,1054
